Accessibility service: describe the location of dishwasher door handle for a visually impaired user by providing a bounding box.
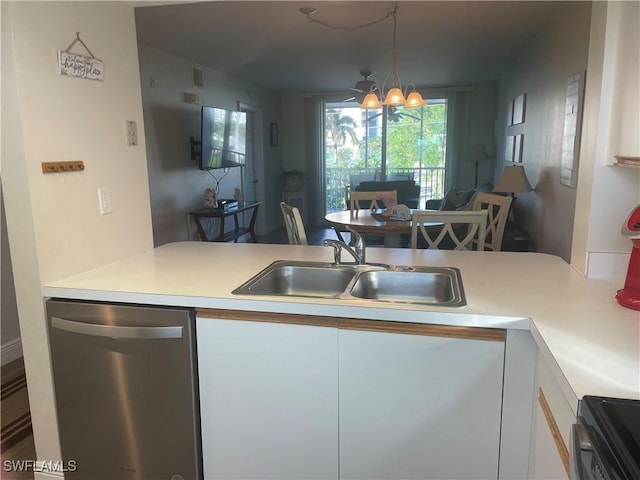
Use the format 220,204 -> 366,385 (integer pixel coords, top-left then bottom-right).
51,316 -> 183,339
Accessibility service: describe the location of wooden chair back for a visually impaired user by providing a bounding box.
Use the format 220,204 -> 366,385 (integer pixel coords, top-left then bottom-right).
349,190 -> 398,211
280,202 -> 307,245
410,210 -> 487,250
471,193 -> 512,251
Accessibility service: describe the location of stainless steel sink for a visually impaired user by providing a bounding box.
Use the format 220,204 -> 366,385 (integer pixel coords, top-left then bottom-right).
233,261 -> 466,307
349,267 -> 465,306
232,261 -> 357,298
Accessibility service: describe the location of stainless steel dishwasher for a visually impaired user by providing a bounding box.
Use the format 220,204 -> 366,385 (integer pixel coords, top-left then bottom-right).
46,299 -> 202,480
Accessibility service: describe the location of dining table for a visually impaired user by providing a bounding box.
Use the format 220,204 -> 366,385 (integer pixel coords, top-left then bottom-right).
325,209 -> 438,248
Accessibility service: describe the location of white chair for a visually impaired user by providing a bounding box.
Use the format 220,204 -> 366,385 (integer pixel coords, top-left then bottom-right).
346,190 -> 398,245
349,190 -> 398,211
471,192 -> 512,251
280,202 -> 307,245
410,210 -> 487,250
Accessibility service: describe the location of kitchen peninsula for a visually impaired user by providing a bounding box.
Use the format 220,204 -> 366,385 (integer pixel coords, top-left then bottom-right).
42,241 -> 639,479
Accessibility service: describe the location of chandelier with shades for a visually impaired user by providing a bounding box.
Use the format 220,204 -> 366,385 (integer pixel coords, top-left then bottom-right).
299,3 -> 426,110
360,5 -> 425,110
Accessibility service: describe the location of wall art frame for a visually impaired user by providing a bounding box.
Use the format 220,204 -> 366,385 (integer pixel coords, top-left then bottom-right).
512,93 -> 527,125
514,134 -> 524,163
505,135 -> 515,163
560,72 -> 585,188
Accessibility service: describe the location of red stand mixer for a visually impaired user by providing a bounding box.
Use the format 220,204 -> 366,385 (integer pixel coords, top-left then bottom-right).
615,205 -> 640,310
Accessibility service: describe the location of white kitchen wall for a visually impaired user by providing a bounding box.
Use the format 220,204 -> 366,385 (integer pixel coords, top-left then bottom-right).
572,1 -> 640,279
496,1 -> 592,262
137,44 -> 284,244
1,187 -> 22,365
2,1 -> 153,468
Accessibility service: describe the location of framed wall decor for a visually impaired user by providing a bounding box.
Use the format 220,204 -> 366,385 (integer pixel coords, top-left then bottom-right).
506,99 -> 514,126
512,93 -> 527,125
560,72 -> 585,188
270,123 -> 278,148
514,134 -> 524,163
505,135 -> 515,163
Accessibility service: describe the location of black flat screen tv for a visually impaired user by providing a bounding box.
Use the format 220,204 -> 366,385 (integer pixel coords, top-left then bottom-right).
199,106 -> 247,169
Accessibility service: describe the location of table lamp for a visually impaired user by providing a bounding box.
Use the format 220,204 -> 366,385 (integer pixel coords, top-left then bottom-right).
493,165 -> 533,197
493,165 -> 533,225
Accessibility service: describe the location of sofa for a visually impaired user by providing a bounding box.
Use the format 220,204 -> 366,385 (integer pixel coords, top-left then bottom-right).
425,182 -> 493,211
353,180 -> 421,209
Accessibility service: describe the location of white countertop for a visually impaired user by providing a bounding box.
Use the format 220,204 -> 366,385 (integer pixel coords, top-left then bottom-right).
42,241 -> 640,403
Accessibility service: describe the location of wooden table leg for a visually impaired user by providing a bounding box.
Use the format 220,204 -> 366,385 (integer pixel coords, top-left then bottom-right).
248,204 -> 260,242
232,213 -> 240,243
383,233 -> 403,248
193,216 -> 208,241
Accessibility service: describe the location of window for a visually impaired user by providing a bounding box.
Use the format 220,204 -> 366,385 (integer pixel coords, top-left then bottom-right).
323,100 -> 448,212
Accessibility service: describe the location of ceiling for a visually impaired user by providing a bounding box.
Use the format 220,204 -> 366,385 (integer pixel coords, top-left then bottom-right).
134,1 -> 562,95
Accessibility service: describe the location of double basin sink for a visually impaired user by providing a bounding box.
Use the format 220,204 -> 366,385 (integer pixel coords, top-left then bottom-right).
232,260 -> 466,307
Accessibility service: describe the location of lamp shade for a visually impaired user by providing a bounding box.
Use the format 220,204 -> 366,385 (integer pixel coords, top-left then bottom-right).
383,87 -> 406,106
405,91 -> 426,108
361,93 -> 382,109
493,165 -> 533,193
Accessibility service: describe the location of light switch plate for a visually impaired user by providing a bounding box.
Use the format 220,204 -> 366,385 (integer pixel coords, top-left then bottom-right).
125,120 -> 138,146
98,187 -> 112,215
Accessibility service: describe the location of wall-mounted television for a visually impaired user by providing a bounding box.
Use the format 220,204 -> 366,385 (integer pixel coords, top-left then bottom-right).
199,106 -> 247,170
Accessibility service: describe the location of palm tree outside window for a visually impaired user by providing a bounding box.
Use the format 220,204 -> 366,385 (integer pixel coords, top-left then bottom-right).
323,100 -> 448,213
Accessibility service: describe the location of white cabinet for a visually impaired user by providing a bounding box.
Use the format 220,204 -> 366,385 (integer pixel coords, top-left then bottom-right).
196,315 -> 339,479
339,327 -> 505,480
197,311 -> 506,480
528,352 -> 575,480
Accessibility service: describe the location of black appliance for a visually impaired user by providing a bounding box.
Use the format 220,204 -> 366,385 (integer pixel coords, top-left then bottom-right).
571,396 -> 640,480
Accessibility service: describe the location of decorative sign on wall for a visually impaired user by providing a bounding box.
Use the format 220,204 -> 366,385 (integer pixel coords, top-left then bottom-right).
560,72 -> 585,188
58,32 -> 103,81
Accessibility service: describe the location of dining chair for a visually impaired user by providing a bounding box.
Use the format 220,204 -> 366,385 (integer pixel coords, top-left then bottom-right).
471,192 -> 513,251
349,190 -> 398,211
410,210 -> 487,250
346,190 -> 398,246
280,202 -> 307,245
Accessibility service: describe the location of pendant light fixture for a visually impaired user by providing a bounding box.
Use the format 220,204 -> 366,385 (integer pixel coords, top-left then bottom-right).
360,4 -> 425,110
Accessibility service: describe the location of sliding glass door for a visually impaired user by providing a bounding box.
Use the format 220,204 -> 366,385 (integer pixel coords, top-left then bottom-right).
323,100 -> 448,213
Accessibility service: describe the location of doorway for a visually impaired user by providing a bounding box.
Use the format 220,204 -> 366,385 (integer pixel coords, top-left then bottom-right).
238,102 -> 266,235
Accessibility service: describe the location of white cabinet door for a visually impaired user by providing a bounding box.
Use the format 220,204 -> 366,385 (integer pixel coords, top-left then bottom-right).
197,317 -> 339,479
528,353 -> 574,480
530,398 -> 570,479
339,327 -> 505,480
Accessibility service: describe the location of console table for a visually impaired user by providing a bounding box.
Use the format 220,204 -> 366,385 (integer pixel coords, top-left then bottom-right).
189,202 -> 261,243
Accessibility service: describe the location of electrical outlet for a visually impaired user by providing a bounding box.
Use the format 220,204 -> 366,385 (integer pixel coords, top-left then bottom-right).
98,187 -> 113,215
125,120 -> 138,146
149,75 -> 156,88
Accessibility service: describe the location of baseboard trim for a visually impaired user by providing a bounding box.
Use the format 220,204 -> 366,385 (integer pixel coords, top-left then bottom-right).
1,337 -> 23,366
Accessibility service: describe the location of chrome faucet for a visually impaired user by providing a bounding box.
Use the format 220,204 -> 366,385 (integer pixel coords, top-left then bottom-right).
323,227 -> 366,265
